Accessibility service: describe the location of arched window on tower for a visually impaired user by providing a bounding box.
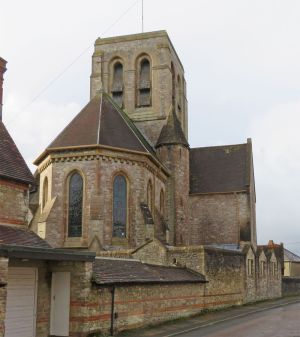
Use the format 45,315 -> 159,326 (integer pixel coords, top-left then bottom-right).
171,62 -> 175,106
68,172 -> 83,237
137,57 -> 151,107
42,177 -> 48,209
113,175 -> 127,238
111,61 -> 124,107
147,180 -> 153,213
177,75 -> 182,110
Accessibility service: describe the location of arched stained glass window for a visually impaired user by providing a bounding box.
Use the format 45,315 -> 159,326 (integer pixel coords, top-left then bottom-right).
68,172 -> 83,237
42,177 -> 48,209
113,175 -> 127,238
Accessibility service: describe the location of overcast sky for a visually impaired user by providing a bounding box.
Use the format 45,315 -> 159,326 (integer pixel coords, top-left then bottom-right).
1,0 -> 300,253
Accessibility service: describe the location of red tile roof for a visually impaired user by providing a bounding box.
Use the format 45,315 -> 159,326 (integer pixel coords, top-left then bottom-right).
190,143 -> 251,194
0,121 -> 34,184
0,224 -> 51,248
45,92 -> 155,156
93,258 -> 206,285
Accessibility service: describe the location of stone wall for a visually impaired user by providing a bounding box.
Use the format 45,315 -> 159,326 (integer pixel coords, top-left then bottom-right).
203,248 -> 245,307
0,178 -> 29,226
245,248 -> 282,302
189,192 -> 249,245
284,261 -> 300,277
36,148 -> 167,251
282,277 -> 300,296
97,283 -> 206,335
0,257 -> 8,337
90,31 -> 187,144
157,145 -> 190,246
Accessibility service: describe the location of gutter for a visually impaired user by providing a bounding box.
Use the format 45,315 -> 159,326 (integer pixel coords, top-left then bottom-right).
0,244 -> 95,262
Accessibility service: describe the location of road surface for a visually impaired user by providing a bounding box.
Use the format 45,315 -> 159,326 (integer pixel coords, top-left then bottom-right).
173,302 -> 300,337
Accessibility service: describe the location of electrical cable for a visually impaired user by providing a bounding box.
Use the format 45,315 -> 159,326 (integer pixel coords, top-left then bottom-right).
6,0 -> 141,125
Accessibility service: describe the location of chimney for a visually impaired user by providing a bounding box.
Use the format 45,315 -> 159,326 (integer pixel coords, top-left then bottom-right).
0,57 -> 7,121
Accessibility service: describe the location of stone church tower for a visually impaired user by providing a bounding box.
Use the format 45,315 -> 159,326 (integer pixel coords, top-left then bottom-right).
31,30 -> 257,253
90,30 -> 188,146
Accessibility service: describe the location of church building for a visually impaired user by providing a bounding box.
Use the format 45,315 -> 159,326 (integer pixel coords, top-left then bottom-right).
0,31 -> 282,337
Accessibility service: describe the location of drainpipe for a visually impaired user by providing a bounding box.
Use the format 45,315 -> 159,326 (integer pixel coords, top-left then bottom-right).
110,285 -> 116,336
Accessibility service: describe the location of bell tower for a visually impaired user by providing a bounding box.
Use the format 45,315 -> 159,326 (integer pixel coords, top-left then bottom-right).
90,30 -> 188,146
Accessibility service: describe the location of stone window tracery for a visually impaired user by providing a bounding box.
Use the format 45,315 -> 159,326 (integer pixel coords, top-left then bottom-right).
68,172 -> 83,237
113,175 -> 127,238
137,57 -> 151,107
111,61 -> 124,107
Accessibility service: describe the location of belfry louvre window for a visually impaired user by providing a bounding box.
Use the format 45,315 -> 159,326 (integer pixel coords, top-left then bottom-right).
68,172 -> 83,237
137,58 -> 151,107
113,175 -> 127,238
42,177 -> 48,209
111,62 -> 124,107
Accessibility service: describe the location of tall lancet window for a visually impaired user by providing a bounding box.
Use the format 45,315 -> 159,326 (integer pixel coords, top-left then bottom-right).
147,180 -> 153,213
113,175 -> 127,238
111,61 -> 124,107
171,62 -> 176,106
160,189 -> 165,216
137,57 -> 151,107
42,177 -> 48,209
68,172 -> 83,237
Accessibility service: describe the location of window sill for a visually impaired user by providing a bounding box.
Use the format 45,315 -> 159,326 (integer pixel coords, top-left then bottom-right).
64,237 -> 87,248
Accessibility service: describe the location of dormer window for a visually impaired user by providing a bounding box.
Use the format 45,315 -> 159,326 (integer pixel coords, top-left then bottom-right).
111,61 -> 124,108
137,57 -> 151,107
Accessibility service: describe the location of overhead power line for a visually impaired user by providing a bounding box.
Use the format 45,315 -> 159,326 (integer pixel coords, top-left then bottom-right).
6,0 -> 141,125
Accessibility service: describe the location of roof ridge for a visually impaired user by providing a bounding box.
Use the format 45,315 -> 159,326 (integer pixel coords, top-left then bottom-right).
103,93 -> 157,156
47,94 -> 100,149
191,143 -> 247,151
0,121 -> 34,184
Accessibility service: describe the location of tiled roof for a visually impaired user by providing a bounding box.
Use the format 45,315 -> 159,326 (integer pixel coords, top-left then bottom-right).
190,143 -> 250,194
0,122 -> 34,184
42,92 -> 155,158
0,225 -> 51,248
156,107 -> 189,148
93,258 -> 206,285
284,248 -> 300,262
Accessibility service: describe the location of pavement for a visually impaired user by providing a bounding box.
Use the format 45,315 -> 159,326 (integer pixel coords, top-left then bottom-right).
116,296 -> 300,337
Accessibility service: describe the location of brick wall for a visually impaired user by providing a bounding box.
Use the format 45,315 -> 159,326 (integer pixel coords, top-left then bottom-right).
282,277 -> 300,296
36,148 -> 167,251
97,283 -> 206,335
189,192 -> 249,245
0,178 -> 29,226
203,248 -> 245,307
157,145 -> 190,246
0,257 -> 8,337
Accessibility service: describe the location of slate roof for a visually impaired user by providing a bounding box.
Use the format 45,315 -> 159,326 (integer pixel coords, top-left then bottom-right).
0,121 -> 34,184
156,107 -> 189,148
36,92 -> 156,164
93,258 -> 206,285
284,248 -> 300,262
0,224 -> 51,248
190,143 -> 250,194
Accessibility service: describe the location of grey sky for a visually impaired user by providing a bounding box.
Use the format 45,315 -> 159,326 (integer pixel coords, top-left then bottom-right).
1,0 -> 300,253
